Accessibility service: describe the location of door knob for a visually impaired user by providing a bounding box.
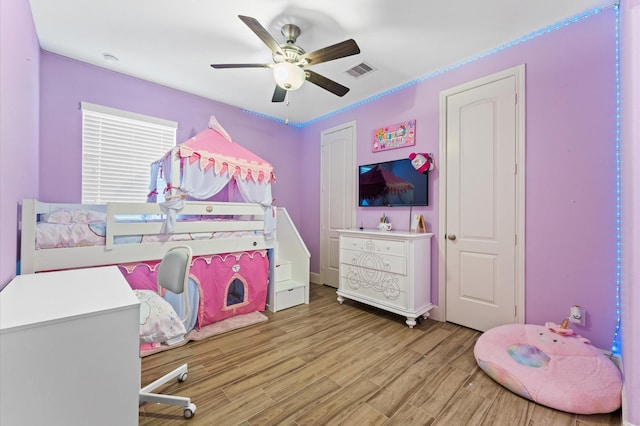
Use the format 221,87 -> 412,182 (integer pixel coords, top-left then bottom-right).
447,234 -> 457,241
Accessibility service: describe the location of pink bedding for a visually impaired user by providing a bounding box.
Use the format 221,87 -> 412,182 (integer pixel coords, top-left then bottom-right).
35,222 -> 105,248
119,250 -> 268,329
35,222 -> 261,249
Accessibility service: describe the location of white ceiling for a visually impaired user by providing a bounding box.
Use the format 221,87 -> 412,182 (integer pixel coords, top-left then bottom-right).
29,0 -> 616,124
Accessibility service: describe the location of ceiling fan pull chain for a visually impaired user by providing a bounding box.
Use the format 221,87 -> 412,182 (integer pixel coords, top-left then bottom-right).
285,95 -> 290,126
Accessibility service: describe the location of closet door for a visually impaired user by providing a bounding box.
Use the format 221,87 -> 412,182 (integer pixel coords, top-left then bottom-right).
440,66 -> 525,331
320,121 -> 356,288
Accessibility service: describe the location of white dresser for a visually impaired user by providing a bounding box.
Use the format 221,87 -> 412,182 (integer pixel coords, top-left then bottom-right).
337,229 -> 433,328
0,266 -> 140,426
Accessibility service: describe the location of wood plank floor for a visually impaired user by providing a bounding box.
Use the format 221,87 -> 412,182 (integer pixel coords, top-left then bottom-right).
139,284 -> 621,426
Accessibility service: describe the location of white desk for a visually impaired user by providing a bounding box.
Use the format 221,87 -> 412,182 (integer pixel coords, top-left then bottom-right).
0,266 -> 140,426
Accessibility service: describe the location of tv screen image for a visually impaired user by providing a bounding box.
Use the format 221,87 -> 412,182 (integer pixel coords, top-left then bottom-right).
358,158 -> 428,207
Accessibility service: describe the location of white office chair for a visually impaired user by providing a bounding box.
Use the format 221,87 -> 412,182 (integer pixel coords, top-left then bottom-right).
139,245 -> 197,419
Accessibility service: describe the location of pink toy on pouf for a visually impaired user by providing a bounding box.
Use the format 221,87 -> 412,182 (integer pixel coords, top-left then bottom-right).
474,323 -> 622,414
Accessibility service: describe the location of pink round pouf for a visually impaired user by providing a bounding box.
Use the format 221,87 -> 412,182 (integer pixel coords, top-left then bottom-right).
474,323 -> 622,414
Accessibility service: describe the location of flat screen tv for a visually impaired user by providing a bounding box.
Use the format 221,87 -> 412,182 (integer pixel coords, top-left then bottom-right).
358,158 -> 428,207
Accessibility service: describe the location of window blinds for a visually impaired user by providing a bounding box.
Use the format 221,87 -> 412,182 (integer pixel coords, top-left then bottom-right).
81,102 -> 177,203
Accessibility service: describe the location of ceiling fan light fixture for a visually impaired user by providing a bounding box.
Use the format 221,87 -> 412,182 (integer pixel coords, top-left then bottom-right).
273,62 -> 305,91
211,15 -> 360,102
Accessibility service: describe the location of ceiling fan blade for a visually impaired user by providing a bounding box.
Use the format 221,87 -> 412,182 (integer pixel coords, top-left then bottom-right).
210,63 -> 271,69
238,15 -> 284,56
301,39 -> 360,65
272,85 -> 287,103
305,70 -> 350,97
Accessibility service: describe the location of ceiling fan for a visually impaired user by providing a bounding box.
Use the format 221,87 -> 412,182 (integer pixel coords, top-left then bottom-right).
211,15 -> 361,102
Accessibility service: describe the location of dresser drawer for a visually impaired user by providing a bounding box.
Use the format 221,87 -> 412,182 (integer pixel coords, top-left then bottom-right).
340,248 -> 406,276
340,263 -> 407,293
341,236 -> 406,256
339,273 -> 406,311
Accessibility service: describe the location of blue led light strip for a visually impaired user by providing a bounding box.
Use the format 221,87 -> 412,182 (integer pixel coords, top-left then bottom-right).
241,110 -> 304,128
243,5 -> 615,127
611,3 -> 622,356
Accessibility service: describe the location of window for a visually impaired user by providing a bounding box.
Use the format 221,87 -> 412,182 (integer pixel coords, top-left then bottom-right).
81,102 -> 177,203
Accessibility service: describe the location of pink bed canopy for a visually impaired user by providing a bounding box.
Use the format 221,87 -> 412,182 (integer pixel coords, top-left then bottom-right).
148,116 -> 276,239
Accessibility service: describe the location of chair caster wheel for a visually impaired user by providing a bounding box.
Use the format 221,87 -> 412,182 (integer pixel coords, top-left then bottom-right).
183,403 -> 196,418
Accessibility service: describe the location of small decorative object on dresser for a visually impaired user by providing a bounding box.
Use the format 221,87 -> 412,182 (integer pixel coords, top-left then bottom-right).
410,213 -> 427,233
336,229 -> 433,328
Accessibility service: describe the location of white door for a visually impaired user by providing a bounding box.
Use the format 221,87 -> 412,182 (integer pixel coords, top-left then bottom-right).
320,122 -> 356,288
440,66 -> 525,331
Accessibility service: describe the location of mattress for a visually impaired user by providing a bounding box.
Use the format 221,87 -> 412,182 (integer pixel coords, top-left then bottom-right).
35,220 -> 262,249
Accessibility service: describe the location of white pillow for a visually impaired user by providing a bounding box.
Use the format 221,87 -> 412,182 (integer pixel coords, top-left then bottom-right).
135,289 -> 186,344
46,209 -> 73,224
46,208 -> 107,224
72,209 -> 107,223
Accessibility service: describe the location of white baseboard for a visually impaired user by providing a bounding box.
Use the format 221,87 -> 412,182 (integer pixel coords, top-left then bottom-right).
615,354 -> 635,426
310,272 -> 320,285
429,305 -> 444,322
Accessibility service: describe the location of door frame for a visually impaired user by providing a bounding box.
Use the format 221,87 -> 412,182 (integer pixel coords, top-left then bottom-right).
435,65 -> 526,324
319,120 -> 357,287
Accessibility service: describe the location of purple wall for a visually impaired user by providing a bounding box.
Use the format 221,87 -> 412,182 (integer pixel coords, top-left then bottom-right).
0,0 -> 40,288
301,10 -> 618,350
38,53 -> 305,226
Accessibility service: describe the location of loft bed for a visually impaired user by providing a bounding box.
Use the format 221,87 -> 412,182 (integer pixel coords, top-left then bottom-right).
20,116 -> 276,274
19,198 -> 272,274
19,116 -> 278,343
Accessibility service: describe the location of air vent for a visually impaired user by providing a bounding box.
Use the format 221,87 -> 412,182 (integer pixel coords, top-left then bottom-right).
346,62 -> 376,78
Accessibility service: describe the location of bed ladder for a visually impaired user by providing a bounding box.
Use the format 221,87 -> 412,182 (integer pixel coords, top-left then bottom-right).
267,208 -> 310,312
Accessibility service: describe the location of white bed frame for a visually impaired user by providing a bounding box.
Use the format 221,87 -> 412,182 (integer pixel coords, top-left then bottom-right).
20,199 -> 274,274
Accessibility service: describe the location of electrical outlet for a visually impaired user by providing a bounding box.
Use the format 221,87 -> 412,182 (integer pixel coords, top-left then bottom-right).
568,305 -> 585,326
